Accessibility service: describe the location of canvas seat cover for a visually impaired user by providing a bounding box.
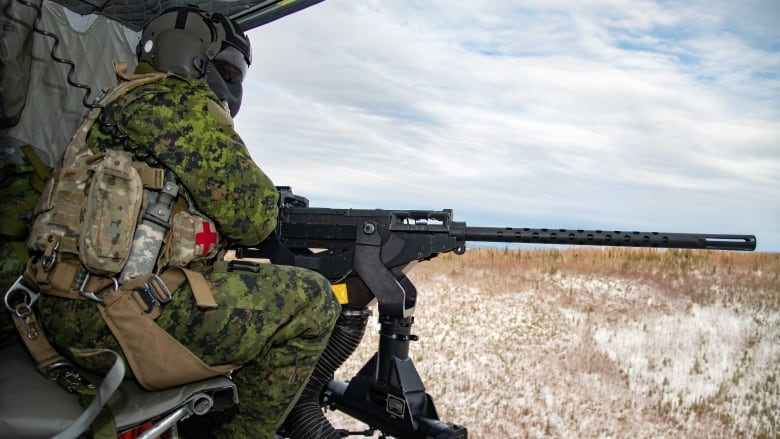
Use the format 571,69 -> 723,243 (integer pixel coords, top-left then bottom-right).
0,342 -> 238,438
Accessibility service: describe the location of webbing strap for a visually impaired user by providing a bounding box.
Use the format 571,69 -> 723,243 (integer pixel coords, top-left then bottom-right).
21,144 -> 51,192
51,350 -> 125,439
160,267 -> 219,308
133,165 -> 166,189
0,144 -> 49,180
9,302 -> 65,370
126,267 -> 217,320
11,265 -> 217,373
0,145 -> 52,193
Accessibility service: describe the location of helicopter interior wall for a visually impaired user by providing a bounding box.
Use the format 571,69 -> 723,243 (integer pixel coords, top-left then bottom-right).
0,0 -> 139,167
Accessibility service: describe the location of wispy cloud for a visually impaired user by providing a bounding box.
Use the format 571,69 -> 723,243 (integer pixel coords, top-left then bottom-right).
237,0 -> 780,250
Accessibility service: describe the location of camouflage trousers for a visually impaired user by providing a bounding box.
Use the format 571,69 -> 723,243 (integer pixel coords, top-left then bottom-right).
36,262 -> 342,438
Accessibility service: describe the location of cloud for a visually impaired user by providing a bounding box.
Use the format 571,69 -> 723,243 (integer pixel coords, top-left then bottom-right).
236,0 -> 780,250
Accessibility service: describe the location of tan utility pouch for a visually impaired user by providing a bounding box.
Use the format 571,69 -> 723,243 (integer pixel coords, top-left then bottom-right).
26,149 -> 144,276
79,150 -> 144,275
97,268 -> 235,390
27,165 -> 90,256
169,211 -> 220,267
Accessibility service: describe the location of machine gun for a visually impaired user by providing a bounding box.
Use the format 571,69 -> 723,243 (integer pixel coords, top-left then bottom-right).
234,187 -> 756,439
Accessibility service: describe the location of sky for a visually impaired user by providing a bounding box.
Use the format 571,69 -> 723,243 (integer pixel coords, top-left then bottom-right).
235,0 -> 780,252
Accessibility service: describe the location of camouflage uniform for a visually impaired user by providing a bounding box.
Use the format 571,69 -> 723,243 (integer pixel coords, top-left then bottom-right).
35,67 -> 342,438
0,167 -> 41,343
0,171 -> 37,290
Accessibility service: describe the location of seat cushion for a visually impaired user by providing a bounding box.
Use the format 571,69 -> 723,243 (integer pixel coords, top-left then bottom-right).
0,342 -> 83,438
0,341 -> 239,437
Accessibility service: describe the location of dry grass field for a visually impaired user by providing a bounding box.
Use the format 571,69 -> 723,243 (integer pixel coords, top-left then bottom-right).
325,248 -> 780,438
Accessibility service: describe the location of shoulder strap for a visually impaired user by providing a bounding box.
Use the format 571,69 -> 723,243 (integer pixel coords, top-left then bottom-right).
60,63 -> 170,168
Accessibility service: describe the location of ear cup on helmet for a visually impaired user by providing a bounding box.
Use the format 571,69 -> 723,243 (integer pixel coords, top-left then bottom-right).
137,7 -> 222,78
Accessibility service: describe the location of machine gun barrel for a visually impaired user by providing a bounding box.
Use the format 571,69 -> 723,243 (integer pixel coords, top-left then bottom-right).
458,226 -> 757,251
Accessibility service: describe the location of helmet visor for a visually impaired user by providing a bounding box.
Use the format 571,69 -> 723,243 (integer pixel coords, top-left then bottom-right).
214,46 -> 248,83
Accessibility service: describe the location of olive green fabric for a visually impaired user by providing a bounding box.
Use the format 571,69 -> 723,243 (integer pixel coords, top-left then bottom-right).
0,171 -> 38,288
0,155 -> 46,288
0,164 -> 43,343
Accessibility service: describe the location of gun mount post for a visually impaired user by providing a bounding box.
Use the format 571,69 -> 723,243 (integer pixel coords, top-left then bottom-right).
324,220 -> 467,438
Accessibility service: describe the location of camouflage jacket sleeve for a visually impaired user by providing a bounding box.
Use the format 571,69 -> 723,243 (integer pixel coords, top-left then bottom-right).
106,76 -> 278,245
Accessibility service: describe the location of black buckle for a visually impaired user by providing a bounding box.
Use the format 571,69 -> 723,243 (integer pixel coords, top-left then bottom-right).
134,274 -> 172,313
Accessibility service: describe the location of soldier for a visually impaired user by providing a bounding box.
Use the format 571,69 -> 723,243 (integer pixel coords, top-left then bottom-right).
31,7 -> 341,438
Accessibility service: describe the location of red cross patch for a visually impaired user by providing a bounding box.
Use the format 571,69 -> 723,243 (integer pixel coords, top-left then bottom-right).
195,221 -> 218,255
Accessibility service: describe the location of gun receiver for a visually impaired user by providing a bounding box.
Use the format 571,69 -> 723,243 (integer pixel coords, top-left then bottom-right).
236,187 -> 756,439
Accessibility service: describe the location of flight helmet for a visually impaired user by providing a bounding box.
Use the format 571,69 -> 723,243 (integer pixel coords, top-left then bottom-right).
137,7 -> 251,115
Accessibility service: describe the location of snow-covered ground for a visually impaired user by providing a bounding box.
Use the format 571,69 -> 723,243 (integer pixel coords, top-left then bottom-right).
325,249 -> 779,438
